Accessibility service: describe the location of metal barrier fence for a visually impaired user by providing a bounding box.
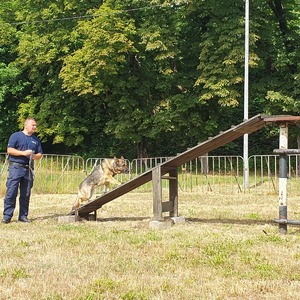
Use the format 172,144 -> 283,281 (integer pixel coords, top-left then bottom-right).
1,153 -> 300,195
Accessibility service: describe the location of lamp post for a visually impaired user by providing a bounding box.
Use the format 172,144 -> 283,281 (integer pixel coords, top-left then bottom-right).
244,0 -> 249,188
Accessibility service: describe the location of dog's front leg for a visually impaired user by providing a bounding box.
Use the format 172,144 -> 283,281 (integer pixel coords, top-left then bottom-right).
102,177 -> 121,193
109,177 -> 122,186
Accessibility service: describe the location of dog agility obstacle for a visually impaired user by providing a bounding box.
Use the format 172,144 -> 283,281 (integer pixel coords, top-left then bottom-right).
71,114 -> 300,233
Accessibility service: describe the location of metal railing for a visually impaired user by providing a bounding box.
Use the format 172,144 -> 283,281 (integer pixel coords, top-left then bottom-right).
1,153 -> 300,195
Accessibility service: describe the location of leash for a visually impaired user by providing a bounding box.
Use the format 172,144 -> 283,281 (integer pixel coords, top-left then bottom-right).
29,150 -> 35,181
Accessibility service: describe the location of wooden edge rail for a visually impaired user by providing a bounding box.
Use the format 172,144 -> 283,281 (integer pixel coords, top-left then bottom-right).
273,149 -> 300,155
274,219 -> 300,225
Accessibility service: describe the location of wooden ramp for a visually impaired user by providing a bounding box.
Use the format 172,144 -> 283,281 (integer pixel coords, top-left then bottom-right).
74,113 -> 271,217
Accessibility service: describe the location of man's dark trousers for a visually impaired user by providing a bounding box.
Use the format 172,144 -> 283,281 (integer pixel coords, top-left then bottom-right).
3,166 -> 33,220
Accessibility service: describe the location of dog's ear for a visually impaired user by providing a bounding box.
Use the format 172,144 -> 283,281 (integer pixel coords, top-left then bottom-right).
114,156 -> 117,161
120,156 -> 124,160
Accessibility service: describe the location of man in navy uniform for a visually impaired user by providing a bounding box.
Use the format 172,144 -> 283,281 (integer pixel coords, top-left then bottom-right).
2,118 -> 43,223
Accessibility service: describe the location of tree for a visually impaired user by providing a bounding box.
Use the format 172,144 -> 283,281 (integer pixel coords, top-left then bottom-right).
0,0 -> 30,149
8,0 -> 107,153
1,0 -> 300,158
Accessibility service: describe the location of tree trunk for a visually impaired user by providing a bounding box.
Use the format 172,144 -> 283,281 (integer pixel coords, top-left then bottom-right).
136,137 -> 148,159
200,153 -> 209,174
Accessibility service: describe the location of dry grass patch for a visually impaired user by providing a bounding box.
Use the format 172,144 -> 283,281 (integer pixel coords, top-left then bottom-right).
0,192 -> 300,299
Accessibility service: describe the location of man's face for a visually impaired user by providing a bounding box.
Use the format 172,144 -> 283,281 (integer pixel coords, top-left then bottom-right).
25,120 -> 37,134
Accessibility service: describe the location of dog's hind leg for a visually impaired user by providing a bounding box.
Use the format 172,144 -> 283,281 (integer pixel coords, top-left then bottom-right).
71,197 -> 81,210
69,197 -> 80,214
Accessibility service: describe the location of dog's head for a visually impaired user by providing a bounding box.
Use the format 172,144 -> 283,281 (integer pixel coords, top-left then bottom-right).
113,156 -> 129,174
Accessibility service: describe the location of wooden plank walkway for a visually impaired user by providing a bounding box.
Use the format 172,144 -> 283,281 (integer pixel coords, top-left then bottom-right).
73,114 -> 300,217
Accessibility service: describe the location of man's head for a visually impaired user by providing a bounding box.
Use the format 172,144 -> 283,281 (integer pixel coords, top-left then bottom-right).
23,118 -> 37,136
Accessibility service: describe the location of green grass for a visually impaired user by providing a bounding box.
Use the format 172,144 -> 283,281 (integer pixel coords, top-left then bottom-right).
1,192 -> 300,299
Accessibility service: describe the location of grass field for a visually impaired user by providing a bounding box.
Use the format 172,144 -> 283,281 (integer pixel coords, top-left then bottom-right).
1,191 -> 300,299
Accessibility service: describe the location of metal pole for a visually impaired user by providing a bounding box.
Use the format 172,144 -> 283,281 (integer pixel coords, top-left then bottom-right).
278,123 -> 288,234
243,0 -> 250,188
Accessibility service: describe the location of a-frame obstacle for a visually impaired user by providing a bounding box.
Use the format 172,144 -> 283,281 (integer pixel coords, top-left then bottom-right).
70,114 -> 300,232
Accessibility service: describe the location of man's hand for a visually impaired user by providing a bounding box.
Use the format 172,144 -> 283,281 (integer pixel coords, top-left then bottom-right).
24,149 -> 34,157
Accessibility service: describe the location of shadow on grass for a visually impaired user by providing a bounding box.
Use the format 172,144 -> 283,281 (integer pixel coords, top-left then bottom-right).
31,213 -> 279,227
31,214 -> 300,235
97,216 -> 274,226
97,216 -> 150,222
31,214 -> 150,222
31,212 -> 72,221
186,218 -> 275,226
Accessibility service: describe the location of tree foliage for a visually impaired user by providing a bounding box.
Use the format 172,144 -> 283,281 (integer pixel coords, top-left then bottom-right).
0,0 -> 299,157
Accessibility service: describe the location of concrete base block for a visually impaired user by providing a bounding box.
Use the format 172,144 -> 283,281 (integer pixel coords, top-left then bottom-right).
171,216 -> 185,224
149,219 -> 174,230
58,215 -> 77,223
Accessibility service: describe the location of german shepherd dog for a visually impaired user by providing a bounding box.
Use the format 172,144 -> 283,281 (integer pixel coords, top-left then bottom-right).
72,156 -> 129,210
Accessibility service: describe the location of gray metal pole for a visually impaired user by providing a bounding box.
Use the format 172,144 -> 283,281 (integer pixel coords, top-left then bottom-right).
243,0 -> 249,188
278,123 -> 288,234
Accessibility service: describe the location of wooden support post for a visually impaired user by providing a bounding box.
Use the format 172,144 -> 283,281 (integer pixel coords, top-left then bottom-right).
152,166 -> 164,221
74,208 -> 79,222
278,123 -> 288,234
169,168 -> 178,218
152,166 -> 179,221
